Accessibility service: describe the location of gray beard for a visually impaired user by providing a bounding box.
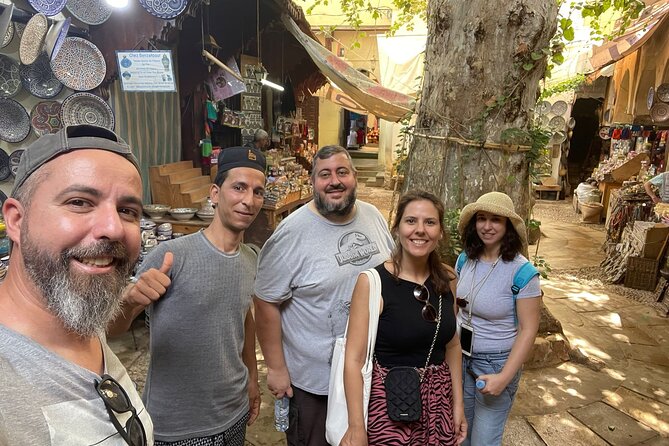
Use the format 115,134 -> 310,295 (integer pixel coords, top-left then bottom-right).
314,185 -> 357,217
21,236 -> 135,338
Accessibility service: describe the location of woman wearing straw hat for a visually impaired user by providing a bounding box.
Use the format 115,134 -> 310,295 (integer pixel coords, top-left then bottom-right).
455,192 -> 542,446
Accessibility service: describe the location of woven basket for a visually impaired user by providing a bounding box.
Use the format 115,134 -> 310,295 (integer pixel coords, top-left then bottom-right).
624,256 -> 659,291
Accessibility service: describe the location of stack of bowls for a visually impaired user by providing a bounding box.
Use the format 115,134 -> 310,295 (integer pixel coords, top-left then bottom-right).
157,223 -> 172,239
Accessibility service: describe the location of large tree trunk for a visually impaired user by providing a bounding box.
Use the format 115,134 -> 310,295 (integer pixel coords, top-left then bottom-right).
404,0 -> 558,220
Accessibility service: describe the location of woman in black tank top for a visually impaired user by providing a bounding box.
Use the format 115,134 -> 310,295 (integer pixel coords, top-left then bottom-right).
340,191 -> 467,446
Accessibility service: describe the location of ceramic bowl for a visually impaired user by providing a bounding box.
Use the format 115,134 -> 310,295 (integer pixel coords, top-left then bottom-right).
197,210 -> 215,221
144,204 -> 170,219
169,207 -> 197,221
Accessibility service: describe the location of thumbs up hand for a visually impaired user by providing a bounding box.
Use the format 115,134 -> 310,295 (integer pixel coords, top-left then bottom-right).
124,252 -> 173,308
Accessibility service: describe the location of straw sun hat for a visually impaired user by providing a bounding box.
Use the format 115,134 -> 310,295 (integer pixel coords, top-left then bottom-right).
457,192 -> 528,256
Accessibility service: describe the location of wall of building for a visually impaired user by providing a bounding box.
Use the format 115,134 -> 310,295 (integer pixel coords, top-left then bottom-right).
318,98 -> 343,146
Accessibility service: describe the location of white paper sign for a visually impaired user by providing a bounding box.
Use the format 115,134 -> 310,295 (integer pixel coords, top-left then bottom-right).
116,50 -> 177,92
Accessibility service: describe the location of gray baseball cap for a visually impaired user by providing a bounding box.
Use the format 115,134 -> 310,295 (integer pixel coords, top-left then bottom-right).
11,125 -> 141,197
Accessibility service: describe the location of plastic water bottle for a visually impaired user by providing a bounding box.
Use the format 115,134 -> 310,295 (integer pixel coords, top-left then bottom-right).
274,396 -> 290,432
476,379 -> 486,390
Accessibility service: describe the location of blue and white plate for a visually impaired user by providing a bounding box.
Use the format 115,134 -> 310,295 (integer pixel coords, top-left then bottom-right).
20,53 -> 63,99
27,0 -> 67,16
0,98 -> 30,143
139,0 -> 189,20
65,0 -> 112,26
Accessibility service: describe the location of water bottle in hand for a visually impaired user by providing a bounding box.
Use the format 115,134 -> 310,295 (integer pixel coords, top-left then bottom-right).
274,396 -> 290,432
476,379 -> 486,390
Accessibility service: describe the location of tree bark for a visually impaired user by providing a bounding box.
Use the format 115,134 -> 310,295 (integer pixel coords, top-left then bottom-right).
404,0 -> 558,220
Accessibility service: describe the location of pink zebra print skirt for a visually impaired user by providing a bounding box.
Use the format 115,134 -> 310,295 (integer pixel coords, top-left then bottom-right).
367,361 -> 456,445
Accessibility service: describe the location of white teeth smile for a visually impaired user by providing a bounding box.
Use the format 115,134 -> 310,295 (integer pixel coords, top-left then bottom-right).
78,257 -> 114,267
411,240 -> 427,245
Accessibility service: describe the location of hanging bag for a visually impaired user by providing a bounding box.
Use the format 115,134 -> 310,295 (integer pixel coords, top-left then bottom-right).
325,269 -> 382,445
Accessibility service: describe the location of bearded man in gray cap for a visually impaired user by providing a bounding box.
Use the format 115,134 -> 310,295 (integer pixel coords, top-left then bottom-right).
109,146 -> 266,445
0,125 -> 153,445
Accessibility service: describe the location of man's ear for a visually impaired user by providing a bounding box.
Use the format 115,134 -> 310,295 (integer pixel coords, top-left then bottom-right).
209,183 -> 220,206
3,198 -> 25,246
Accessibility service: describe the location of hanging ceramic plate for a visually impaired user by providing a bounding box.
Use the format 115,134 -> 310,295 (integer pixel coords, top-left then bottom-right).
549,115 -> 566,131
0,148 -> 11,181
535,115 -> 549,128
536,100 -> 551,116
31,100 -> 62,136
44,17 -> 71,61
657,83 -> 669,103
9,149 -> 24,177
647,86 -> 655,110
20,13 -> 48,66
650,102 -> 669,123
0,4 -> 14,48
27,0 -> 67,16
61,92 -> 114,130
599,126 -> 611,140
551,100 -> 568,116
0,98 -> 30,143
1,21 -> 13,48
551,131 -> 567,145
65,0 -> 112,26
20,53 -> 63,99
567,117 -> 576,129
51,37 -> 106,91
139,0 -> 189,20
14,22 -> 25,39
0,54 -> 21,98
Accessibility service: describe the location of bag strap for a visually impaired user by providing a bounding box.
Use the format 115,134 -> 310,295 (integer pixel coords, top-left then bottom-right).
361,269 -> 382,365
420,294 -> 442,382
455,252 -> 467,275
511,261 -> 539,325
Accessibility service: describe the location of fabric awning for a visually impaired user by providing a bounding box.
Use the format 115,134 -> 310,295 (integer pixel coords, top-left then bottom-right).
590,0 -> 669,71
282,14 -> 415,122
313,82 -> 368,115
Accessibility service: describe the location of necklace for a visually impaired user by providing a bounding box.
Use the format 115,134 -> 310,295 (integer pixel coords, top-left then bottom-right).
462,256 -> 501,322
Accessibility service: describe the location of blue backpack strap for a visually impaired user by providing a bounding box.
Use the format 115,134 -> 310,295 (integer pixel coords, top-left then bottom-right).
511,261 -> 540,325
456,252 -> 467,276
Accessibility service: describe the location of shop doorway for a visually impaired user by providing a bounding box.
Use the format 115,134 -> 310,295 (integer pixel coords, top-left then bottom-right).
343,110 -> 367,150
567,98 -> 603,193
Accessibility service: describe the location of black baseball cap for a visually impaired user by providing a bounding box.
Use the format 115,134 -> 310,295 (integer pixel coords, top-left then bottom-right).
214,146 -> 266,185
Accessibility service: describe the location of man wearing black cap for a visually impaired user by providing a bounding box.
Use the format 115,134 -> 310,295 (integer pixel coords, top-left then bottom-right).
110,146 -> 266,445
0,125 -> 153,444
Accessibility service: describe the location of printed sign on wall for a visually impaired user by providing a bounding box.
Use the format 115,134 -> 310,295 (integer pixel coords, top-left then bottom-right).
116,50 -> 176,92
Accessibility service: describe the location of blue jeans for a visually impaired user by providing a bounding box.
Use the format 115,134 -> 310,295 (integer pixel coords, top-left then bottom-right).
462,351 -> 521,446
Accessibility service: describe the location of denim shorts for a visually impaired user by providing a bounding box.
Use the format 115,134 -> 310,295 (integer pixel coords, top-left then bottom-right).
462,351 -> 521,446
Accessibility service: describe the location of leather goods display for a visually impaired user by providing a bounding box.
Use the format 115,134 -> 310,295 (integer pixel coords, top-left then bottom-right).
384,366 -> 422,422
325,268 -> 382,446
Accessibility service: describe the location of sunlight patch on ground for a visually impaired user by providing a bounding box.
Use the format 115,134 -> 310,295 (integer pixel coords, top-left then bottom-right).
628,409 -> 669,435
564,375 -> 583,384
566,290 -> 611,302
564,388 -> 586,399
612,333 -> 631,343
537,386 -> 558,407
559,363 -> 581,374
564,332 -> 612,360
602,368 -> 626,381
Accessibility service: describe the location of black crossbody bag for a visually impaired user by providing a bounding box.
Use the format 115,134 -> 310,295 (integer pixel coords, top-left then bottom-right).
382,295 -> 442,422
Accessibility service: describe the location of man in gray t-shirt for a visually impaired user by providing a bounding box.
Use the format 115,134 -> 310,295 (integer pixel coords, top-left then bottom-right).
255,145 -> 394,446
0,125 -> 153,444
110,146 -> 267,445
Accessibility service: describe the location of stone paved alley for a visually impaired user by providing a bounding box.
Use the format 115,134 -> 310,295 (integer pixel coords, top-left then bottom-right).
109,191 -> 669,445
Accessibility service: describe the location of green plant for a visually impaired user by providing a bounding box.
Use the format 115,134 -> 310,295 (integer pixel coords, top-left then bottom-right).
527,219 -> 541,231
439,208 -> 462,265
532,255 -> 552,280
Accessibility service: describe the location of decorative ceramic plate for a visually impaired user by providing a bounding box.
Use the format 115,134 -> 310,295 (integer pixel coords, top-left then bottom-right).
647,86 -> 655,110
535,115 -> 549,128
650,102 -> 669,123
14,22 -> 25,39
551,131 -> 567,145
65,0 -> 112,26
139,0 -> 189,19
31,100 -> 62,136
0,148 -> 10,181
9,149 -> 24,177
20,13 -> 48,66
20,54 -> 63,99
536,101 -> 551,116
61,92 -> 114,130
567,117 -> 576,129
1,21 -> 13,48
0,54 -> 21,98
551,100 -> 568,116
0,4 -> 14,48
549,115 -> 566,131
44,17 -> 71,61
27,0 -> 67,16
51,37 -> 106,91
0,98 -> 30,143
657,83 -> 669,103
